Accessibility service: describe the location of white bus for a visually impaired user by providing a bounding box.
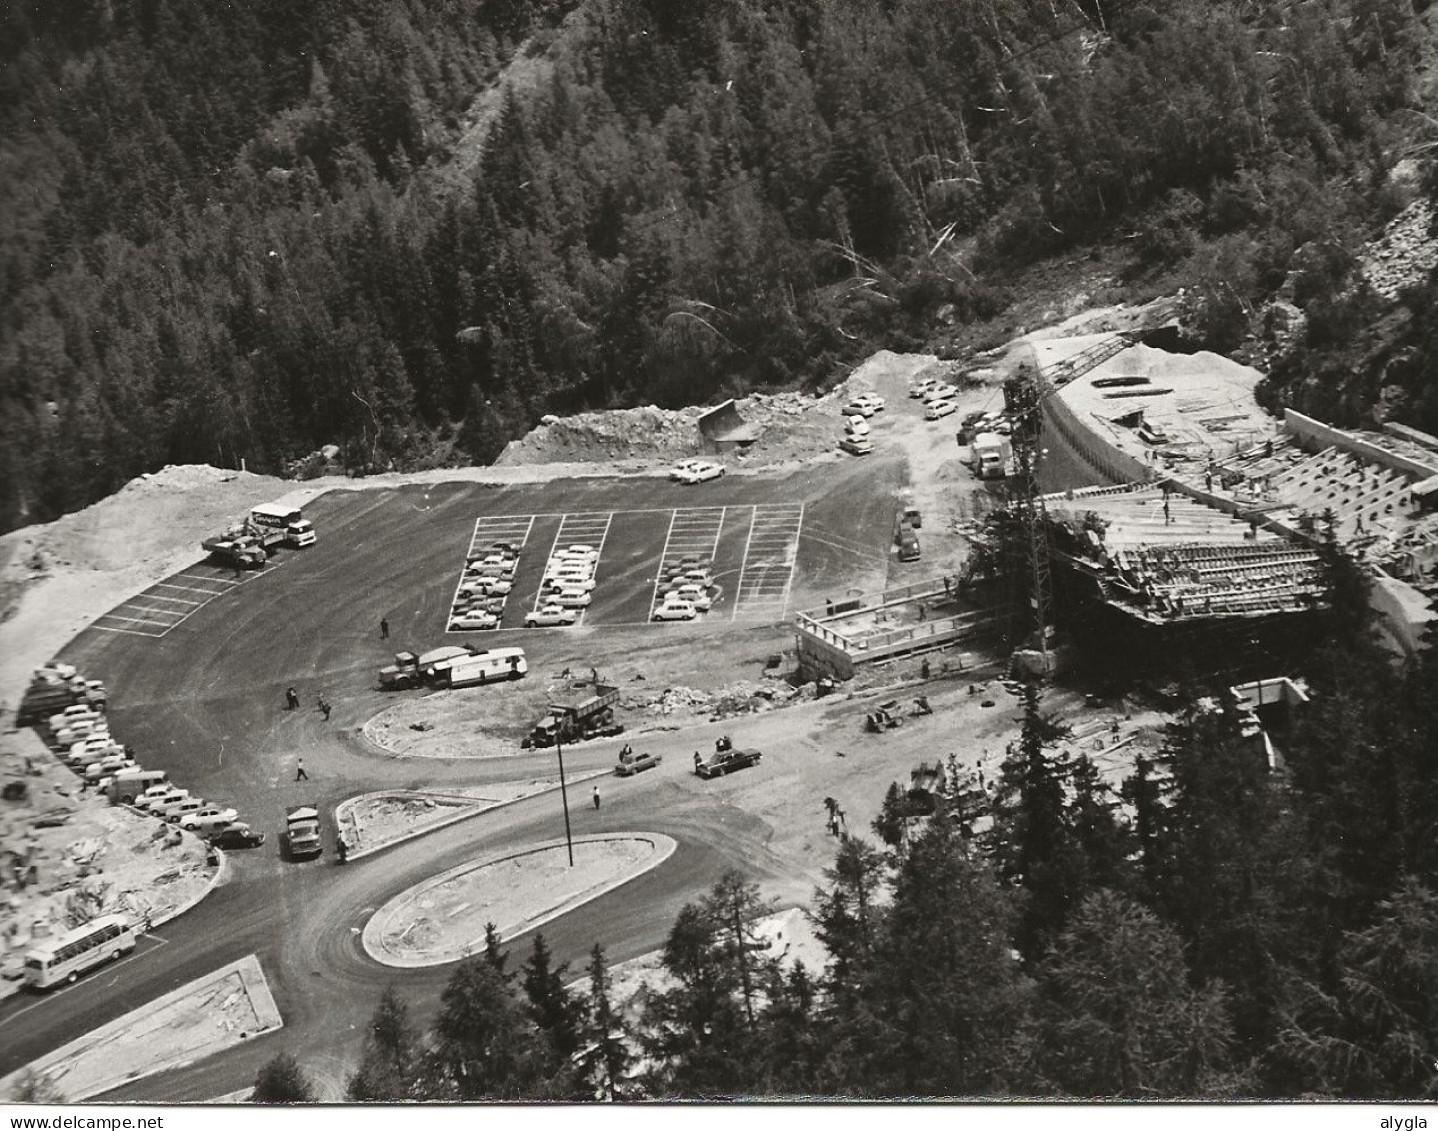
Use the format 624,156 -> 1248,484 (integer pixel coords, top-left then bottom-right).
249,502 -> 316,547
443,647 -> 527,688
23,913 -> 139,990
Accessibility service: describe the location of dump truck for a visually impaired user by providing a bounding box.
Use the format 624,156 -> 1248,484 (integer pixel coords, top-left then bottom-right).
969,432 -> 1012,480
202,532 -> 268,569
285,805 -> 323,860
16,665 -> 107,726
524,684 -> 621,748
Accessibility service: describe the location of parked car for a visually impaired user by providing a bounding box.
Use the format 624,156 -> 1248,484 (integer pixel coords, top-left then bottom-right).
525,604 -> 579,628
839,435 -> 873,455
553,588 -> 592,609
672,584 -> 712,611
925,399 -> 957,421
669,459 -> 707,481
542,575 -> 595,593
910,377 -> 940,399
136,788 -> 188,814
844,415 -> 871,437
181,806 -> 239,833
162,798 -> 207,823
677,460 -> 725,484
209,823 -> 266,850
460,576 -> 512,596
450,610 -> 500,631
82,756 -> 135,781
841,400 -> 877,418
854,393 -> 886,412
653,600 -> 698,622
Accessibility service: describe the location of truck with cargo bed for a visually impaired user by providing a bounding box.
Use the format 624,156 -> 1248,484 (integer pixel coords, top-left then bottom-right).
524,684 -> 621,748
16,667 -> 106,727
968,432 -> 1012,481
202,532 -> 268,569
285,805 -> 323,860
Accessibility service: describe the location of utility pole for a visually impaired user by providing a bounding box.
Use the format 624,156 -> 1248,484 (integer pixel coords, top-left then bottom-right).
555,734 -> 575,867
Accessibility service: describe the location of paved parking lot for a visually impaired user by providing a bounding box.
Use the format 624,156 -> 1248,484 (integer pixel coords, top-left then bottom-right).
733,504 -> 805,619
91,560 -> 285,638
444,504 -> 807,633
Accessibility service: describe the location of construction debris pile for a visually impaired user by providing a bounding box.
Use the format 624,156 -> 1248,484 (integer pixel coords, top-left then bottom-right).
625,678 -> 813,721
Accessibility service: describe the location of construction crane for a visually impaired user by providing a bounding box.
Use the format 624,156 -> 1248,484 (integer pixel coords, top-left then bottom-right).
999,328 -> 1156,673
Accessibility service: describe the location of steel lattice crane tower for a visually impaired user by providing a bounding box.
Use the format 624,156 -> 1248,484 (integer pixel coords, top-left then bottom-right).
1000,331 -> 1151,672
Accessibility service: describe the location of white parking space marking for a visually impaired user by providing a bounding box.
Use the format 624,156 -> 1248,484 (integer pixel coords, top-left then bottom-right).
447,514 -> 537,634
90,558 -> 285,638
649,507 -> 726,620
530,512 -> 613,625
733,504 -> 805,619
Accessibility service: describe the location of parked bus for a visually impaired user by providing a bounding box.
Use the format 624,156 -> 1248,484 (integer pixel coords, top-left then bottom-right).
443,647 -> 528,688
23,913 -> 139,990
249,502 -> 316,548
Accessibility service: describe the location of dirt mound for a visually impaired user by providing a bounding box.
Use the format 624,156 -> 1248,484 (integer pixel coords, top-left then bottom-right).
1,465 -> 274,579
495,350 -> 943,469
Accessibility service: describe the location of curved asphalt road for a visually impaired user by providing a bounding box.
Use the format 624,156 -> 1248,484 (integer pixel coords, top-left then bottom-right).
0,463 -> 896,1100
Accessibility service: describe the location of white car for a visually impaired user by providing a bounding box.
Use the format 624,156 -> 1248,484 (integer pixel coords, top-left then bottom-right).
855,393 -> 885,412
180,806 -> 238,831
669,459 -> 707,482
49,706 -> 101,730
841,400 -> 877,418
925,399 -> 957,421
839,435 -> 873,456
560,545 -> 598,560
677,461 -> 724,484
152,793 -> 200,819
672,584 -> 712,611
56,721 -> 109,746
844,415 -> 871,437
525,604 -> 579,628
164,799 -> 207,824
460,576 -> 512,596
653,600 -> 698,621
83,757 -> 135,781
67,738 -> 123,764
543,575 -> 595,593
450,610 -> 499,631
553,588 -> 592,609
136,788 -> 188,814
910,378 -> 940,399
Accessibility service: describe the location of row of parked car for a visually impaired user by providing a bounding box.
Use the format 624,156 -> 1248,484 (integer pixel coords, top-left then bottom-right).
653,556 -> 716,621
450,541 -> 521,631
525,544 -> 600,627
839,392 -> 885,455
910,376 -> 961,421
41,698 -> 263,850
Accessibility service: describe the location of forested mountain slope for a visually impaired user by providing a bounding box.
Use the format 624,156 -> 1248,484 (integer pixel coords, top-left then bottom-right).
0,0 -> 1432,532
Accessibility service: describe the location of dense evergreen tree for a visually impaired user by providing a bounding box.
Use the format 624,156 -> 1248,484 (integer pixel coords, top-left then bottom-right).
346,985 -> 422,1102
251,1052 -> 317,1104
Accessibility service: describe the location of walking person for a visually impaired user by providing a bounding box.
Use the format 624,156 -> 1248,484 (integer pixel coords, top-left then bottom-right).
286,687 -> 299,711
592,786 -> 601,811
380,617 -> 389,640
319,695 -> 332,721
295,757 -> 309,782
